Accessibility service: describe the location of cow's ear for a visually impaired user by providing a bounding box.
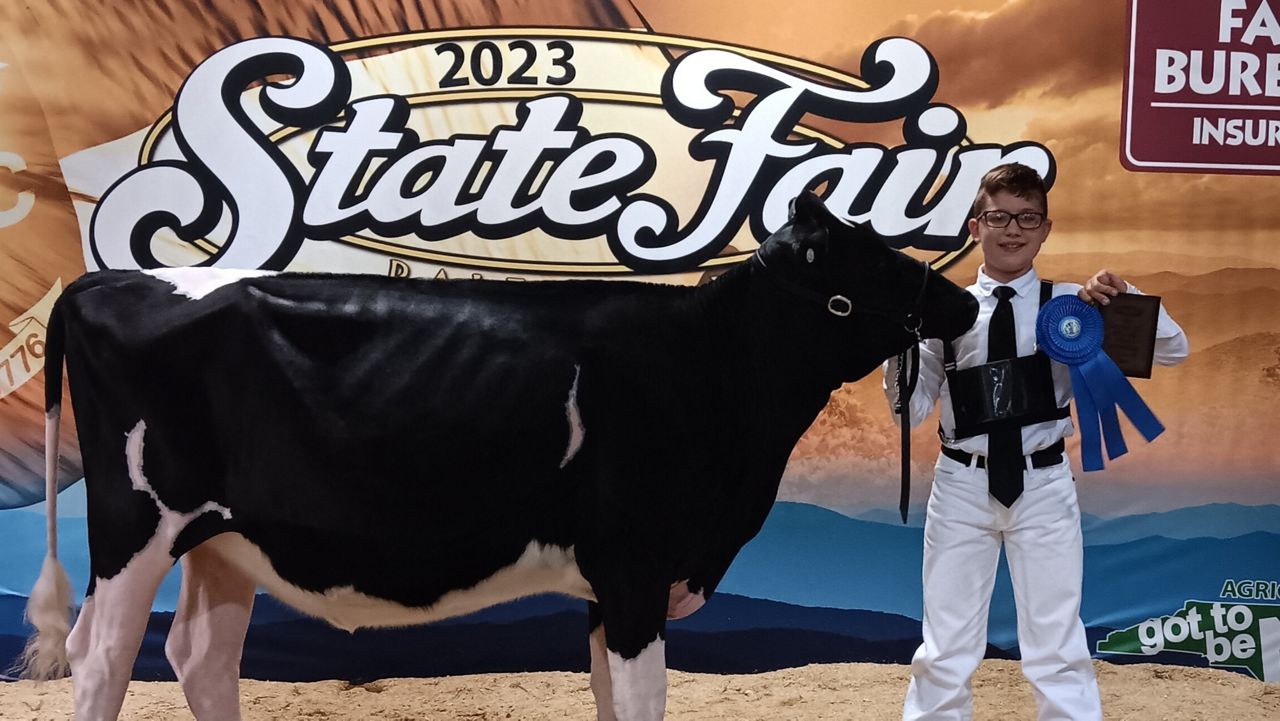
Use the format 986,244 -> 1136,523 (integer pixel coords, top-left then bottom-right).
789,190 -> 832,225
789,191 -> 833,264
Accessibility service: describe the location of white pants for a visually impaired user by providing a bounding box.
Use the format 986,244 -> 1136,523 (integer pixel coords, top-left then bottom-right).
903,454 -> 1102,721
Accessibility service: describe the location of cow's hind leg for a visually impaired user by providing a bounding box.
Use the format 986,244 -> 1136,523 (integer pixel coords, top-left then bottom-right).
65,532 -> 173,721
165,542 -> 255,721
69,419 -> 232,721
594,590 -> 669,721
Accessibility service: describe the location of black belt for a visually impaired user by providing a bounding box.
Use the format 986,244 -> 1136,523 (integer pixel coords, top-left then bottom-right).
941,439 -> 1066,470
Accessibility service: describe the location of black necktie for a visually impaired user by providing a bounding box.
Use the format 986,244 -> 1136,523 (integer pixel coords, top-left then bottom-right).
987,286 -> 1023,506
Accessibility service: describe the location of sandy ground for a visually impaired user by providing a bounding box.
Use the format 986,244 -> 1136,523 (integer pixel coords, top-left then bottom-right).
3,660 -> 1277,720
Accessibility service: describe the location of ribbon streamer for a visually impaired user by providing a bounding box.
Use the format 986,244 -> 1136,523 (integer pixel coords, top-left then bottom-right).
1036,296 -> 1164,471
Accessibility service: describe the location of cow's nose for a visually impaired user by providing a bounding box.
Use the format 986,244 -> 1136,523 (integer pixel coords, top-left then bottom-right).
945,293 -> 979,340
962,292 -> 979,324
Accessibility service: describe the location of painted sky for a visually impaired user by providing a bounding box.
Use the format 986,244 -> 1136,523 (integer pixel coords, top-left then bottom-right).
639,0 -> 1280,262
0,0 -> 1276,514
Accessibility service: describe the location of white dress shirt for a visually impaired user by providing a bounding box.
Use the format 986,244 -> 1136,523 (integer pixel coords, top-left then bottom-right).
884,266 -> 1189,457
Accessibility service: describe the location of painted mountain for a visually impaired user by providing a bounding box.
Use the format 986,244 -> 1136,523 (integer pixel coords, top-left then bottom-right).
2,496 -> 1276,680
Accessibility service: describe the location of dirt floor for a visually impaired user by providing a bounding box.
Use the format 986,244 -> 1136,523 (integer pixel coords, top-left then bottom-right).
3,659 -> 1278,720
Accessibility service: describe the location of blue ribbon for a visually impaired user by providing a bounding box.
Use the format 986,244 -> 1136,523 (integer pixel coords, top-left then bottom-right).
1036,295 -> 1164,471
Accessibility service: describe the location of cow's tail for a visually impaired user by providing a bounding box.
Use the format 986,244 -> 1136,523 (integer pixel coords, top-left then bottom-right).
17,297 -> 73,680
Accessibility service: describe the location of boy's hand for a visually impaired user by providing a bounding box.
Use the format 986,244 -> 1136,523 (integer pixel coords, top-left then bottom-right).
1079,270 -> 1128,306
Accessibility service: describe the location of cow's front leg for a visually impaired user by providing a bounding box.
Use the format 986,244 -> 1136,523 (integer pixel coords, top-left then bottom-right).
587,602 -> 618,721
588,581 -> 704,720
593,589 -> 669,721
165,542 -> 255,721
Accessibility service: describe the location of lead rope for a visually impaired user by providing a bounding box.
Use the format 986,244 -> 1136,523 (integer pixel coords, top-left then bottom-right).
895,321 -> 922,524
894,262 -> 929,524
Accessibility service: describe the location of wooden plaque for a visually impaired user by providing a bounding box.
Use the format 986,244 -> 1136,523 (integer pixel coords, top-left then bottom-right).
1102,293 -> 1161,378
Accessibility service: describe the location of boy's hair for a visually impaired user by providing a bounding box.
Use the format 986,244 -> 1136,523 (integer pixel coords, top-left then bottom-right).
970,163 -> 1049,218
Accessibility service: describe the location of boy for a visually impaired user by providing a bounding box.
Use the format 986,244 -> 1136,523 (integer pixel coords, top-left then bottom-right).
884,163 -> 1188,720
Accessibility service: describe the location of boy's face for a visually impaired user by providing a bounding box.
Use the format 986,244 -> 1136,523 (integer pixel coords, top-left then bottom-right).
968,189 -> 1052,283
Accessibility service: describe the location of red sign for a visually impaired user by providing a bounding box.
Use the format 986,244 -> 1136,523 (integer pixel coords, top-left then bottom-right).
1123,0 -> 1280,174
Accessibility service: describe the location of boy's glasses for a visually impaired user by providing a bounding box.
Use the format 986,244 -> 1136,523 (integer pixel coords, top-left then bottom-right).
977,210 -> 1046,230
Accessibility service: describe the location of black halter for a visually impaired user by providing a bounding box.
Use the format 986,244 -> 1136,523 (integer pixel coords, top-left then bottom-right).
748,248 -> 930,333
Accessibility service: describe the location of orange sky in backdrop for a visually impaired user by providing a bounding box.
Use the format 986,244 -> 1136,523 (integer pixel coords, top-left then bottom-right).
638,0 -> 1280,263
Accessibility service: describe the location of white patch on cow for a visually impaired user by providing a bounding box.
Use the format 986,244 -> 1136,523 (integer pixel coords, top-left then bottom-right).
144,267 -> 276,301
45,405 -> 61,548
81,523 -> 183,615
125,421 -> 233,534
607,635 -> 666,721
46,407 -> 59,473
560,364 -> 585,469
666,580 -> 706,620
202,534 -> 595,633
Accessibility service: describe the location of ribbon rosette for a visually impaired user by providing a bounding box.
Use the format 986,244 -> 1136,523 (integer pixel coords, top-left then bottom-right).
1036,295 -> 1164,471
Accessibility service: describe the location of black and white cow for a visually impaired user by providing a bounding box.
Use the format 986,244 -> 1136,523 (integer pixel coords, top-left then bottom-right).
20,192 -> 977,721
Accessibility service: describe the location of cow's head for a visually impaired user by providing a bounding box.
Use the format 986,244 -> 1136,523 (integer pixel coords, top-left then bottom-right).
753,191 -> 978,381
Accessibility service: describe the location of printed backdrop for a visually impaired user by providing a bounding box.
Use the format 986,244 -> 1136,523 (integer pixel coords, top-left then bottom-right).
1,0 -> 1277,682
